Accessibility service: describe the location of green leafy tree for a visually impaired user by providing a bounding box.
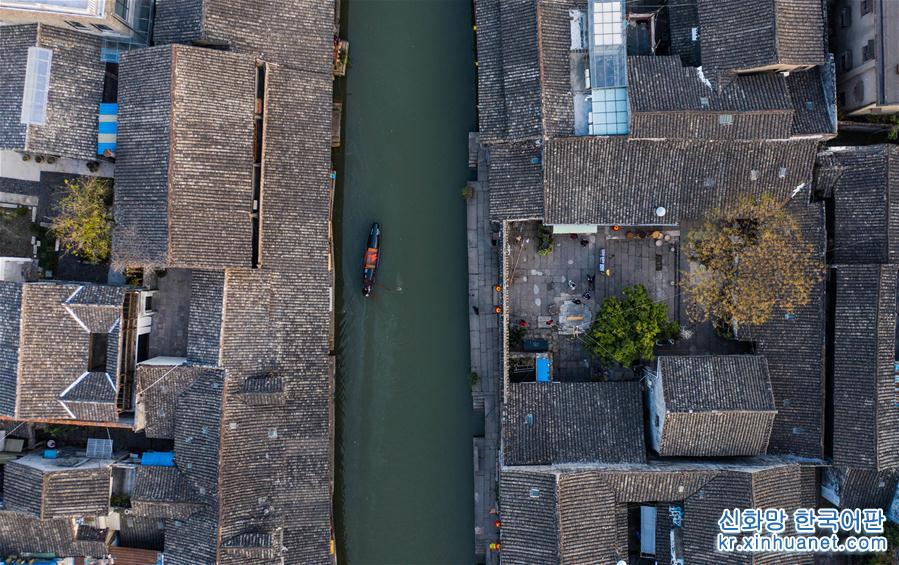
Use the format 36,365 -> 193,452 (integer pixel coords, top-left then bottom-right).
50,177 -> 113,264
586,285 -> 678,367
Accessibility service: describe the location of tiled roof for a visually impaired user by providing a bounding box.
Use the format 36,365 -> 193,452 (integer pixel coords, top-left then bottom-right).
834,468 -> 899,511
832,264 -> 899,471
654,355 -> 776,457
659,355 -> 775,412
136,364 -> 216,439
186,270 -> 225,365
152,0 -> 335,74
475,0 -> 587,143
3,459 -> 111,519
0,24 -> 105,161
628,56 -> 794,140
487,140 -> 544,220
543,137 -> 818,225
503,382 -> 646,465
500,462 -> 815,564
817,145 -> 899,265
474,0 -> 542,143
786,61 -> 837,138
118,515 -> 165,550
736,195 -> 826,458
697,0 -> 824,77
113,45 -> 256,269
131,466 -> 203,521
16,282 -> 124,421
537,0 -> 582,139
0,282 -> 22,417
0,512 -> 106,557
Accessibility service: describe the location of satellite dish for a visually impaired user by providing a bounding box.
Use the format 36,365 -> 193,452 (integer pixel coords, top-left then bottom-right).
655,206 -> 667,218
47,439 -> 56,449
617,561 -> 628,565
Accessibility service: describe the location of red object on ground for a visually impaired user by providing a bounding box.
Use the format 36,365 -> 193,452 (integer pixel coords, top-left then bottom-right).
518,319 -> 528,327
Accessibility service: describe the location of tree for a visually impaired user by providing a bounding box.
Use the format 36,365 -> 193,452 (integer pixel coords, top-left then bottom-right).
682,193 -> 822,327
50,177 -> 113,264
585,285 -> 678,367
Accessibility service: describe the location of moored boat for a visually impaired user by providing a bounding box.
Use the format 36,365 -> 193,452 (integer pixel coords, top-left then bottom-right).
362,223 -> 381,296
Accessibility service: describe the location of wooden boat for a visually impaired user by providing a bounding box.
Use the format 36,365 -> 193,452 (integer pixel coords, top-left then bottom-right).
362,223 -> 381,297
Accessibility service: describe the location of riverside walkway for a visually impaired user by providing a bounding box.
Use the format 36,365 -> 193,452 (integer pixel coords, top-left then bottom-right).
468,132 -> 501,565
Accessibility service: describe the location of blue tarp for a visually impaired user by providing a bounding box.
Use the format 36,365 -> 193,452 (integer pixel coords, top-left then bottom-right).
536,356 -> 551,382
141,451 -> 174,467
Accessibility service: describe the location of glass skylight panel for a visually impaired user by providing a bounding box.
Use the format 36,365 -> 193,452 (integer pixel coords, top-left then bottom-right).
586,0 -> 629,136
20,47 -> 52,126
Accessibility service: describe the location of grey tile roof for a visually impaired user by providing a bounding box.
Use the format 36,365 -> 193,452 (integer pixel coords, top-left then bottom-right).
152,0 -> 335,75
659,355 -> 775,412
735,196 -> 826,458
817,145 -> 899,265
697,0 -> 825,77
832,264 -> 899,471
628,56 -> 794,140
174,369 -> 224,499
654,355 -> 776,457
131,466 -> 204,520
15,282 -> 125,421
136,364 -> 217,439
0,512 -> 106,557
0,282 -> 22,417
500,462 -> 815,564
666,1 -> 700,66
543,137 -> 819,225
186,270 -> 224,365
786,61 -> 837,138
118,515 -> 165,550
3,459 -> 111,519
114,45 -> 256,269
503,382 -> 646,465
834,468 -> 899,511
537,0 -> 582,139
474,0 -> 542,143
498,470 -> 560,564
487,140 -> 544,220
0,24 -> 105,161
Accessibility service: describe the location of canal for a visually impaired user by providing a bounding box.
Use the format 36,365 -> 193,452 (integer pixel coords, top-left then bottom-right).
333,1 -> 477,564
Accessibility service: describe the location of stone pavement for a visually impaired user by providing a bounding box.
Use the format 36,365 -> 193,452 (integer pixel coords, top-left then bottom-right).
506,221 -> 680,380
467,134 -> 501,565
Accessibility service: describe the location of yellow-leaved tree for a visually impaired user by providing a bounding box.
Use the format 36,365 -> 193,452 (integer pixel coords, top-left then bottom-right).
682,194 -> 823,327
50,177 -> 113,264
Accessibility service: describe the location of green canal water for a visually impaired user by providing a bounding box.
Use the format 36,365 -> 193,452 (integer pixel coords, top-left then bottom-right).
333,1 -> 477,563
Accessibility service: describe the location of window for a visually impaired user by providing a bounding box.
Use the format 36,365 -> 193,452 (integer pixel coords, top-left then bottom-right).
65,20 -> 87,29
862,38 -> 876,62
88,333 -> 109,372
718,114 -> 734,125
861,0 -> 873,15
699,96 -> 709,109
92,23 -> 113,32
841,50 -> 853,72
20,47 -> 52,126
115,0 -> 129,19
854,80 -> 865,102
839,6 -> 852,27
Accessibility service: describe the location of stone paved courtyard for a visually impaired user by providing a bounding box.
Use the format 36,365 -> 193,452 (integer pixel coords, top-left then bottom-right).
506,221 -> 680,381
